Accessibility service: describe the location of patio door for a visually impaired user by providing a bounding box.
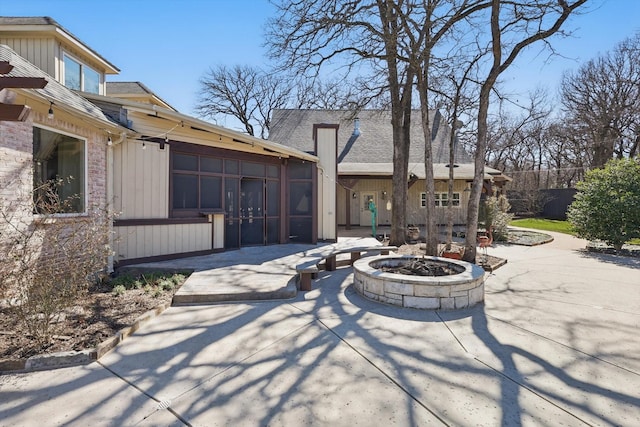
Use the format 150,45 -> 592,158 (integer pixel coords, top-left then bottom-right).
240,178 -> 265,246
359,192 -> 377,227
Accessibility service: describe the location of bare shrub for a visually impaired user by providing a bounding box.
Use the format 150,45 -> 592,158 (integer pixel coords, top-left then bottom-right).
0,179 -> 113,345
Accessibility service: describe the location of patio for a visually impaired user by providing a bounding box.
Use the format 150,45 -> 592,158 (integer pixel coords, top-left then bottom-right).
1,230 -> 639,426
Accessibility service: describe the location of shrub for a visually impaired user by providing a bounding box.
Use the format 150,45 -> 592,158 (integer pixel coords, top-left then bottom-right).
0,180 -> 114,344
112,285 -> 126,296
480,195 -> 514,241
568,158 -> 640,251
105,270 -> 188,297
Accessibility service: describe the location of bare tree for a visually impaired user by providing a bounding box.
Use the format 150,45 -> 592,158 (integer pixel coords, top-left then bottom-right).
267,0 -> 417,246
268,0 -> 493,248
462,0 -> 588,262
294,77 -> 373,110
408,1 -> 491,256
196,64 -> 371,138
196,65 -> 293,138
561,32 -> 640,168
437,64 -> 482,251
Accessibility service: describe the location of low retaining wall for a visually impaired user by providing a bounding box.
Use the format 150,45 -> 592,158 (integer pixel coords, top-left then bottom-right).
353,255 -> 485,309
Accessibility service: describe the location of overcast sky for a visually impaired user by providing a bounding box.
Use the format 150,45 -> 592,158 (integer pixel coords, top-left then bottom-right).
2,0 -> 639,130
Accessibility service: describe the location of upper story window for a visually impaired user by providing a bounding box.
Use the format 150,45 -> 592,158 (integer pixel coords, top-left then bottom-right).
33,126 -> 86,214
63,54 -> 100,94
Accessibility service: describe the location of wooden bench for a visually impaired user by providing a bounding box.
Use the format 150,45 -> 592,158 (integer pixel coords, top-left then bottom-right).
295,246 -> 398,291
323,246 -> 398,271
296,257 -> 321,292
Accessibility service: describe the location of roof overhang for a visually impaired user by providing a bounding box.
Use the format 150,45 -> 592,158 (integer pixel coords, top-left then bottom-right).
339,163 -> 509,181
82,93 -> 319,162
0,21 -> 119,74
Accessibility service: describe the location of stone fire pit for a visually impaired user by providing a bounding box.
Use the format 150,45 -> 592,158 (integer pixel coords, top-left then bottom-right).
353,255 -> 485,309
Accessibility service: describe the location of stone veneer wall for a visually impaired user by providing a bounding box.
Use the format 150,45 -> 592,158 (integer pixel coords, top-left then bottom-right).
353,255 -> 485,309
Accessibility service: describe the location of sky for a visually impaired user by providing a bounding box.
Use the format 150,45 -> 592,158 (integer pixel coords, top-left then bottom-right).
2,0 -> 640,129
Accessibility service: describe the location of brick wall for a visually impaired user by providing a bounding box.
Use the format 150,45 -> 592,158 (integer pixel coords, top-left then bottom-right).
1,112 -> 111,275
0,117 -> 33,226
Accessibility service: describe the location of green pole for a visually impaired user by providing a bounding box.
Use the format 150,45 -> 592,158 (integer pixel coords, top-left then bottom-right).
369,200 -> 377,237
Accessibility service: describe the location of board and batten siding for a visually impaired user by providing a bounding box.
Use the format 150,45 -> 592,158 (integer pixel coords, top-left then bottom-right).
407,180 -> 469,225
316,127 -> 337,240
0,37 -> 57,77
114,223 -> 212,261
113,139 -> 169,219
337,179 -> 392,226
337,179 -> 469,226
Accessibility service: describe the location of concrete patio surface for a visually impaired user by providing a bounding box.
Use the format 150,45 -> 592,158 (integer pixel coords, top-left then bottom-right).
1,231 -> 639,426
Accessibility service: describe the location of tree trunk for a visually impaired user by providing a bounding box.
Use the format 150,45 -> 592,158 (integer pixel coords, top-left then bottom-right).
390,112 -> 409,246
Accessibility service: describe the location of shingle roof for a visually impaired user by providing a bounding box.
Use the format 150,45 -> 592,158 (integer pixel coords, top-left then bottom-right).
106,82 -> 151,96
268,109 -> 472,167
0,44 -> 117,125
106,81 -> 177,111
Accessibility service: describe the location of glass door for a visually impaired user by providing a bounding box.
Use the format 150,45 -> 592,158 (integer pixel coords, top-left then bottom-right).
240,178 -> 265,246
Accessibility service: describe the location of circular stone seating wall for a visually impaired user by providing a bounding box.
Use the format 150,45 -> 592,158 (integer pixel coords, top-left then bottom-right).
353,255 -> 485,309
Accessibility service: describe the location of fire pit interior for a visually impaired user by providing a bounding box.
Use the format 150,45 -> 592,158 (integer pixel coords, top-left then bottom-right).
353,255 -> 485,310
375,258 -> 464,276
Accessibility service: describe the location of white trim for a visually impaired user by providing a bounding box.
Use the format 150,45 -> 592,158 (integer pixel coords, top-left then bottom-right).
33,124 -> 88,215
62,51 -> 102,94
420,192 -> 461,208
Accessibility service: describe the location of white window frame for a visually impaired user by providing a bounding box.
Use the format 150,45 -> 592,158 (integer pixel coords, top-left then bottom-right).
436,192 -> 461,207
62,52 -> 102,94
33,124 -> 88,216
421,192 -> 461,208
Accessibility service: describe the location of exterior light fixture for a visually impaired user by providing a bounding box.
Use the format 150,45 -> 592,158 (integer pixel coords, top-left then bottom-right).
47,101 -> 54,119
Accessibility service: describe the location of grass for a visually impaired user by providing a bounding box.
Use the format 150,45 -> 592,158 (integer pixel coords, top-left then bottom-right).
510,218 -> 575,235
510,218 -> 640,245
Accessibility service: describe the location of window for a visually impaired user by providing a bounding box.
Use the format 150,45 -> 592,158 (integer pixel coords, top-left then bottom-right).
288,160 -> 314,243
33,127 -> 86,214
172,154 -> 224,212
421,192 -> 461,208
63,54 -> 101,94
171,153 -> 280,217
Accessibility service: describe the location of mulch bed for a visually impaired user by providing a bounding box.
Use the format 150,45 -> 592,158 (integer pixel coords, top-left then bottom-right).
0,281 -> 179,363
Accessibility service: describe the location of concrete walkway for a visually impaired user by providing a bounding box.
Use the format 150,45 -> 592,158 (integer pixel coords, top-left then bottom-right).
125,237 -> 381,304
1,231 -> 639,426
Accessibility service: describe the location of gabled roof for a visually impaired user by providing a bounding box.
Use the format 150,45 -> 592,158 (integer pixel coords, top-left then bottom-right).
106,81 -> 177,111
0,17 -> 119,74
269,109 -> 472,166
0,44 -> 123,128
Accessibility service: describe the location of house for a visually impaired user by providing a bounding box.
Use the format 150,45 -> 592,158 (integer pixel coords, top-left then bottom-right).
0,33 -> 127,272
1,17 -> 321,268
84,91 -> 320,265
269,109 -> 510,232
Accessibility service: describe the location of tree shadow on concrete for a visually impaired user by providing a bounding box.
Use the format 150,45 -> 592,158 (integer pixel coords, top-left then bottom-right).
2,248 -> 639,426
